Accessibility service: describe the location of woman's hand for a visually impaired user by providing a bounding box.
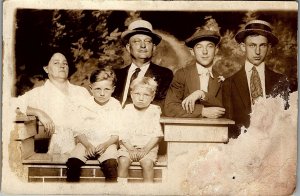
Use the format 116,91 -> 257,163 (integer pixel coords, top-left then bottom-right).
36,110 -> 55,136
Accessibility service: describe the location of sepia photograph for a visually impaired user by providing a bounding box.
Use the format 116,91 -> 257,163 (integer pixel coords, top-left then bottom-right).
2,0 -> 298,195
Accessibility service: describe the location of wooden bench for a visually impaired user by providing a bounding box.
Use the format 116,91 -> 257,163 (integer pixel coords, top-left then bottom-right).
23,153 -> 167,182
13,115 -> 167,183
13,115 -> 234,184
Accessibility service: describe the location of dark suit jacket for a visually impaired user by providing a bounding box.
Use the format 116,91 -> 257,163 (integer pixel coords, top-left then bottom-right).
113,62 -> 173,108
222,65 -> 289,138
164,64 -> 223,118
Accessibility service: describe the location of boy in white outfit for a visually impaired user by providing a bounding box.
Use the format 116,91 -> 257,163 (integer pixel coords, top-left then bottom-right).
118,77 -> 164,183
66,67 -> 121,182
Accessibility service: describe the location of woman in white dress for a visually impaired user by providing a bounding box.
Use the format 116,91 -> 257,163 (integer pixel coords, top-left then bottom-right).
14,52 -> 92,154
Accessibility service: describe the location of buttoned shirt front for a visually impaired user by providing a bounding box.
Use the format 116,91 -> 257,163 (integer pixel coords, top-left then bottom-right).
196,63 -> 214,92
76,97 -> 122,146
121,62 -> 150,106
245,60 -> 266,103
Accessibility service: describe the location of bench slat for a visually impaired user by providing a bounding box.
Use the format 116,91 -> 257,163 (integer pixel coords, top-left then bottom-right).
23,153 -> 167,167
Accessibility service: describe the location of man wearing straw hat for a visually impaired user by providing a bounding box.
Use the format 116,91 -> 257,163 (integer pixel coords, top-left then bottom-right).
164,17 -> 225,118
114,19 -> 173,109
222,19 -> 289,138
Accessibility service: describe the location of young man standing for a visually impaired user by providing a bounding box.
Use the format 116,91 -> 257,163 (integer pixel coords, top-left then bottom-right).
222,19 -> 289,138
164,17 -> 225,118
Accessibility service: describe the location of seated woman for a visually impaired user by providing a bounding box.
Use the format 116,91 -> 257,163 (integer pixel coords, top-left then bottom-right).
13,51 -> 92,154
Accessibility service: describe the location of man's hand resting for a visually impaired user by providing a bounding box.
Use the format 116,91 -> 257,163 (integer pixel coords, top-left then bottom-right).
182,90 -> 206,113
201,107 -> 225,118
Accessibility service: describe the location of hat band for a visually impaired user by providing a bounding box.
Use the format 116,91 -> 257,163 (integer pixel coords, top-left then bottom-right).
132,27 -> 152,32
245,23 -> 272,32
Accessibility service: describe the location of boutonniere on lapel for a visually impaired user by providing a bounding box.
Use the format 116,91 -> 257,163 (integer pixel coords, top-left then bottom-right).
218,76 -> 225,83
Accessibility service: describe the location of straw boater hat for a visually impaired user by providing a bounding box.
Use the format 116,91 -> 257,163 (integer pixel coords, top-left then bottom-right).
185,17 -> 221,48
121,19 -> 162,45
235,19 -> 279,45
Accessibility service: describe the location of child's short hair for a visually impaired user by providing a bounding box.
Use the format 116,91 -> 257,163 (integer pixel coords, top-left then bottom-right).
130,77 -> 158,94
90,66 -> 117,85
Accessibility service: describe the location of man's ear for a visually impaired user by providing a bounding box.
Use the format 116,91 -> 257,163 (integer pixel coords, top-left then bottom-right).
240,43 -> 246,52
89,84 -> 93,91
214,46 -> 219,55
126,43 -> 131,53
267,43 -> 272,52
43,66 -> 48,74
189,48 -> 195,56
152,44 -> 157,53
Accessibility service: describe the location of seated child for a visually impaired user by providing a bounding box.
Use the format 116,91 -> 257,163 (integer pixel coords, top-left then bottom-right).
66,67 -> 121,182
118,77 -> 164,183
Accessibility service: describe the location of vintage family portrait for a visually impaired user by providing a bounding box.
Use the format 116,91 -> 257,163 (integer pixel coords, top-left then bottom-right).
2,0 -> 298,195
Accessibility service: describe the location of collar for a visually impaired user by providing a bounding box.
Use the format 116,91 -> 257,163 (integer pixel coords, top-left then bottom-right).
129,62 -> 151,73
196,63 -> 214,78
45,79 -> 71,88
245,60 -> 265,73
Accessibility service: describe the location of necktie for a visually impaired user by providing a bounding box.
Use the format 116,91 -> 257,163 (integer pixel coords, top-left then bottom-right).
122,68 -> 141,107
130,68 -> 141,83
250,66 -> 263,103
198,68 -> 210,92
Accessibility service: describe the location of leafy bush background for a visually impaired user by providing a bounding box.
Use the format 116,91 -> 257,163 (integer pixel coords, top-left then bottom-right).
14,10 -> 297,96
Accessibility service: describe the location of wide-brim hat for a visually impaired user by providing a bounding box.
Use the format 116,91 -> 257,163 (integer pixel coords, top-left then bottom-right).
185,29 -> 221,48
121,19 -> 162,45
235,20 -> 278,45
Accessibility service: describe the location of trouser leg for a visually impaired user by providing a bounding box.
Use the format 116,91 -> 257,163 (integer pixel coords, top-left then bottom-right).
100,159 -> 118,182
66,158 -> 85,182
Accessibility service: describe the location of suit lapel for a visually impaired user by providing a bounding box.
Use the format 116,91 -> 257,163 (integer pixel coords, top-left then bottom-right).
207,70 -> 221,97
186,65 -> 221,95
145,63 -> 153,77
233,68 -> 251,110
265,67 -> 275,95
145,63 -> 162,84
187,65 -> 200,93
120,66 -> 130,101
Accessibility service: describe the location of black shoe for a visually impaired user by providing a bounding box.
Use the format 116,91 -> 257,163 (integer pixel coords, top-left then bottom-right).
66,158 -> 85,182
100,159 -> 118,182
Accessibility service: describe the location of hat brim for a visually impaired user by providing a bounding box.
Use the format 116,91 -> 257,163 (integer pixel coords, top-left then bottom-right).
185,35 -> 220,48
121,30 -> 162,45
235,29 -> 278,45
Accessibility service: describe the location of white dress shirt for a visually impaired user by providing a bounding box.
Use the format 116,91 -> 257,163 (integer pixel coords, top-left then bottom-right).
196,63 -> 214,92
245,60 -> 266,102
121,62 -> 150,106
